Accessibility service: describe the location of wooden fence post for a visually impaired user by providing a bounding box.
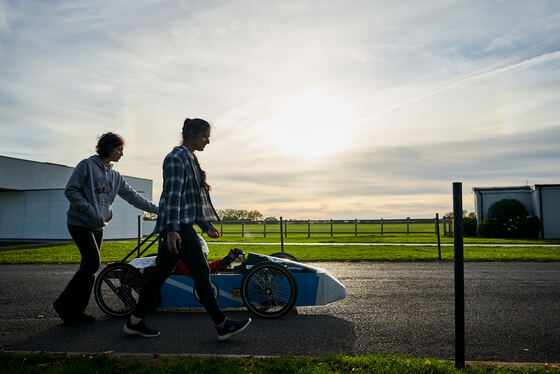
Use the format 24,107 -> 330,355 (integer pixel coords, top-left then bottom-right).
436,213 -> 441,261
406,217 -> 410,234
280,216 -> 284,252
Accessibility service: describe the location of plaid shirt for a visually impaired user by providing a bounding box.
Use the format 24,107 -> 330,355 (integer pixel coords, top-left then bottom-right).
155,146 -> 220,234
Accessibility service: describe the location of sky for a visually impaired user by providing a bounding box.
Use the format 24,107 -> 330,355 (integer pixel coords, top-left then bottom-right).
1,0 -> 559,219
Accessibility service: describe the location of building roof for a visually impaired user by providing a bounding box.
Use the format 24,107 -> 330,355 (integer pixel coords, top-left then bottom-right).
472,184 -> 560,193
0,155 -> 152,191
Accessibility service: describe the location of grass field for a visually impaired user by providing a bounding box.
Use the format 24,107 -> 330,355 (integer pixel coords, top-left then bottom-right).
1,351 -> 557,374
1,236 -> 559,263
216,221 -> 442,236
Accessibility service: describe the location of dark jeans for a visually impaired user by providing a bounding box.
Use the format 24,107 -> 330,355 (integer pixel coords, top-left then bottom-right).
134,224 -> 226,325
54,224 -> 103,316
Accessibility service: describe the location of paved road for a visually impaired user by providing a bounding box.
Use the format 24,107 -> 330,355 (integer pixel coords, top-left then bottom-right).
0,262 -> 559,362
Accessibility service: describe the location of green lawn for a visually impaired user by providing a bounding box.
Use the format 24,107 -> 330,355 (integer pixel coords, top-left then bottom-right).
206,232 -> 560,245
1,351 -> 556,374
1,239 -> 558,264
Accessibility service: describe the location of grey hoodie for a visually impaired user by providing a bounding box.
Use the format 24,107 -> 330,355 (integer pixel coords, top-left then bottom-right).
65,155 -> 158,229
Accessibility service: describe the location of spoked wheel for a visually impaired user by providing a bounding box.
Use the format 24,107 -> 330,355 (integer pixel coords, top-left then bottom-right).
241,261 -> 297,318
94,263 -> 143,317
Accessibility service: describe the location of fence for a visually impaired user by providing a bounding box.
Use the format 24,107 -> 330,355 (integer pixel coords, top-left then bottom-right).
214,215 -> 454,238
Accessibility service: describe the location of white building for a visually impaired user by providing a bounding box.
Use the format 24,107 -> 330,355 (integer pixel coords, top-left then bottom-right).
473,184 -> 560,239
0,155 -> 156,240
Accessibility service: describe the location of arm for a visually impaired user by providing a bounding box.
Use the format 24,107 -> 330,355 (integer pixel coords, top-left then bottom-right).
117,175 -> 158,214
161,154 -> 186,255
161,154 -> 185,234
64,160 -> 95,217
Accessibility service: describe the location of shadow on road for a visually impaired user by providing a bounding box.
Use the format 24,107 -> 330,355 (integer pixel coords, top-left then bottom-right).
7,309 -> 356,356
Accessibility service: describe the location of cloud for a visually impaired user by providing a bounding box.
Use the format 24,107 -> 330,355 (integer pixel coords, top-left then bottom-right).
208,125 -> 560,218
1,0 -> 560,219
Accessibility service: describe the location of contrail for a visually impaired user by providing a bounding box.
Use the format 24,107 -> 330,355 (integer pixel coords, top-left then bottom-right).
367,49 -> 560,120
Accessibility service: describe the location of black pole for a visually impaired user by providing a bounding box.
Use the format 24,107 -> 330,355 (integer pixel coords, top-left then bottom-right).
436,213 -> 441,261
453,182 -> 465,369
280,216 -> 284,253
137,215 -> 141,257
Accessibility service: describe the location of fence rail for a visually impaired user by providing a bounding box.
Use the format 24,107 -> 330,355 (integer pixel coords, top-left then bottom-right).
213,215 -> 454,237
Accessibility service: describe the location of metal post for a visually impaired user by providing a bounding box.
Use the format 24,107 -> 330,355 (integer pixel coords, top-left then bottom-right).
284,219 -> 287,238
453,182 -> 465,369
380,218 -> 384,235
220,221 -> 223,236
137,215 -> 141,257
436,213 -> 441,261
355,219 -> 358,236
330,219 -> 333,237
280,216 -> 284,253
443,216 -> 447,235
263,221 -> 266,238
308,219 -> 311,239
406,217 -> 410,234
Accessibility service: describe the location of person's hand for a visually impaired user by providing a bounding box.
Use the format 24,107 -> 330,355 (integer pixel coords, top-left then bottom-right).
206,227 -> 220,239
167,231 -> 181,255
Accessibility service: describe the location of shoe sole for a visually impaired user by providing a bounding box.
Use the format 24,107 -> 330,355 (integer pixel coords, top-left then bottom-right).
218,318 -> 252,341
123,324 -> 160,338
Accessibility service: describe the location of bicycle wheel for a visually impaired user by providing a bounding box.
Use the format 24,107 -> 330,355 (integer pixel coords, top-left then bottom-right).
241,261 -> 297,318
94,263 -> 143,318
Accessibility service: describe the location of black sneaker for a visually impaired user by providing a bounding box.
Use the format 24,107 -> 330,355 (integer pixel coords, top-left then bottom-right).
76,312 -> 96,324
216,317 -> 252,341
123,319 -> 160,338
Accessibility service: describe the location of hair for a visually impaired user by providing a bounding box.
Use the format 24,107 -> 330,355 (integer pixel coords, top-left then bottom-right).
182,118 -> 211,192
96,132 -> 125,158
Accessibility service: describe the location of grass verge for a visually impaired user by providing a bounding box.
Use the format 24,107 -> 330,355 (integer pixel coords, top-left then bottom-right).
206,233 -> 560,245
1,352 -> 558,374
0,240 -> 559,263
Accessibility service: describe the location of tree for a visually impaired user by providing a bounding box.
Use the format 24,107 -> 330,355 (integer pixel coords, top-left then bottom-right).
217,209 -> 264,221
445,210 -> 474,218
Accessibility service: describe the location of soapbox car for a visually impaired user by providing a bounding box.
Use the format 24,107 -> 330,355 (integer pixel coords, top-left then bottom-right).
93,233 -> 346,319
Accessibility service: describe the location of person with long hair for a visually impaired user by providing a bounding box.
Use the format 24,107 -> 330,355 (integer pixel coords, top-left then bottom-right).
124,118 -> 251,340
54,132 -> 158,325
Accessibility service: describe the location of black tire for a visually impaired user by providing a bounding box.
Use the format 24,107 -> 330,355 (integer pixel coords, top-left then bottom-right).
94,263 -> 143,318
241,261 -> 297,318
269,252 -> 298,261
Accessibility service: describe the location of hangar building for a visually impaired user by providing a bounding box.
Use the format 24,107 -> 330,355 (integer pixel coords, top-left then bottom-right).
0,155 -> 156,240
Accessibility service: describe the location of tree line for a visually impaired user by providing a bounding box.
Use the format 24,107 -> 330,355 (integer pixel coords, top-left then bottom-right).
143,209 -> 273,222
216,209 -> 278,222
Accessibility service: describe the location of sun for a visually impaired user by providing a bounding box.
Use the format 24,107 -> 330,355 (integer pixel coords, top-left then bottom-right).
256,92 -> 354,158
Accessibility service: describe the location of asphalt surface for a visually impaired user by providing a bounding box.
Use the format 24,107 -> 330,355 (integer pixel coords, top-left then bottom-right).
0,262 -> 559,362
